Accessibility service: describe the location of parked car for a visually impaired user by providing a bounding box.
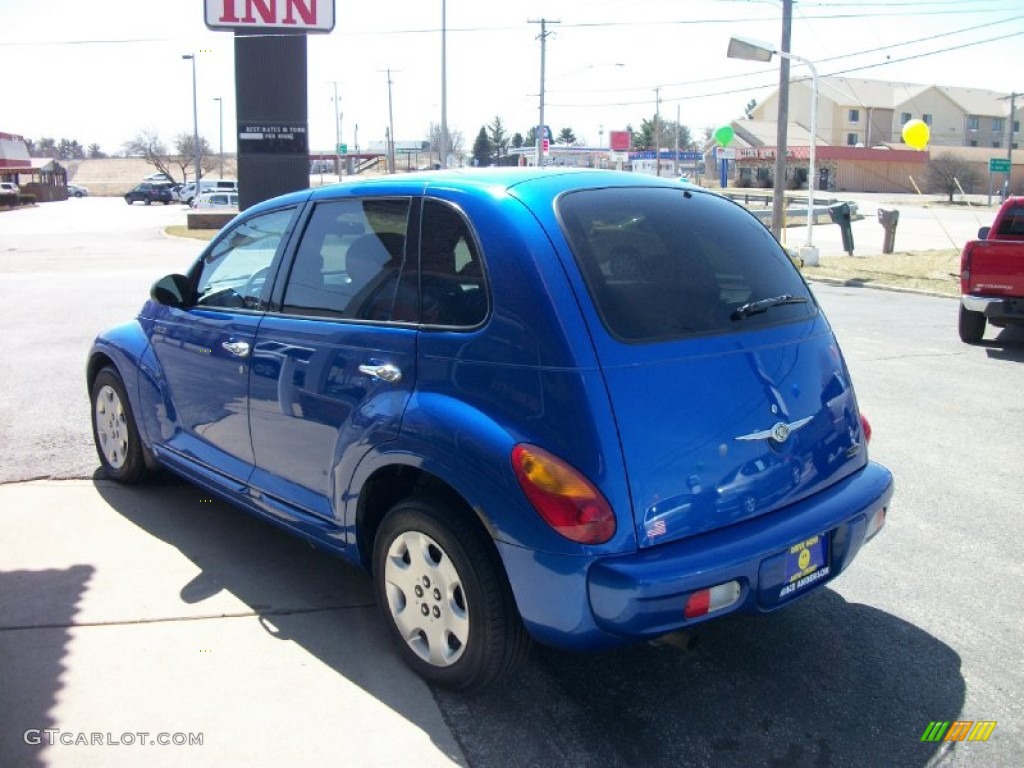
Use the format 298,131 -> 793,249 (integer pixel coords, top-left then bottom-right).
67,184 -> 89,198
180,179 -> 238,206
191,190 -> 239,210
88,168 -> 893,691
0,181 -> 19,205
124,182 -> 174,206
958,195 -> 1024,343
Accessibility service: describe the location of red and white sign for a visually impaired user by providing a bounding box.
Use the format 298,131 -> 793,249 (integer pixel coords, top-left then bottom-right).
609,130 -> 632,152
205,0 -> 335,32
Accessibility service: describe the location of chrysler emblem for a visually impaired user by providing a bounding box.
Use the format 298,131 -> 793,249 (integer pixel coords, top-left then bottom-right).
735,415 -> 813,443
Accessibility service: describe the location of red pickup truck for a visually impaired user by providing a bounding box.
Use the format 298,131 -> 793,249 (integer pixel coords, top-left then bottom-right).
959,196 -> 1024,343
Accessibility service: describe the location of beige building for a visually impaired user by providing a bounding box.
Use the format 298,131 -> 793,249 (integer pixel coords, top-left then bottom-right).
752,76 -> 1020,150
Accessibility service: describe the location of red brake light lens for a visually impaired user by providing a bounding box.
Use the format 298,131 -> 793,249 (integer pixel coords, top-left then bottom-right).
511,444 -> 616,544
860,414 -> 872,443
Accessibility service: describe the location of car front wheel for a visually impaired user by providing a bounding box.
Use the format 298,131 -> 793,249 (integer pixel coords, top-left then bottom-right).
958,304 -> 986,344
90,367 -> 149,484
372,494 -> 529,691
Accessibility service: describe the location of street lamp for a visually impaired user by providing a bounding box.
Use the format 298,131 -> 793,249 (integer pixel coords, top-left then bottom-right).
728,35 -> 819,264
182,54 -> 201,188
213,96 -> 223,178
440,0 -> 448,169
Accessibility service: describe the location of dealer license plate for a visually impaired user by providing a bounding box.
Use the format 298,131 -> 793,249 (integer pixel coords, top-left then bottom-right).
778,534 -> 829,600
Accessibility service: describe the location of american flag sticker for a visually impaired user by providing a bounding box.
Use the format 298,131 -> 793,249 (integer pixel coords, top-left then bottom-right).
646,519 -> 667,538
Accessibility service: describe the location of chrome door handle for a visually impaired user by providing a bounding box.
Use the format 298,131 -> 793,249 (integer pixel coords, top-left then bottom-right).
222,340 -> 251,358
358,363 -> 402,383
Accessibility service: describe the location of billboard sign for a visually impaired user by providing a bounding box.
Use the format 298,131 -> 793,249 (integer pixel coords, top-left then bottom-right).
609,130 -> 632,152
206,0 -> 336,32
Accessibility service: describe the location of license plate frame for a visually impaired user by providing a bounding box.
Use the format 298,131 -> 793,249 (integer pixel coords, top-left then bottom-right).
777,533 -> 830,600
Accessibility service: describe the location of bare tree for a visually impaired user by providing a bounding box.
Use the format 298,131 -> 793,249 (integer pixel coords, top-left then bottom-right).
428,122 -> 463,162
926,152 -> 982,203
123,130 -> 176,181
173,132 -> 213,185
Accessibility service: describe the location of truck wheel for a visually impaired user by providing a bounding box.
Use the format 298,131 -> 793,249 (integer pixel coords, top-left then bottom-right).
958,305 -> 986,344
372,493 -> 529,691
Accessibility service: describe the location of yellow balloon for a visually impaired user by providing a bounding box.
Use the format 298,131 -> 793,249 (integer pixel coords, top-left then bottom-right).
902,119 -> 930,150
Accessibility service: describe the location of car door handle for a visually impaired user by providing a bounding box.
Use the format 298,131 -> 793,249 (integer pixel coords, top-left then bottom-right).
222,340 -> 251,358
358,363 -> 402,383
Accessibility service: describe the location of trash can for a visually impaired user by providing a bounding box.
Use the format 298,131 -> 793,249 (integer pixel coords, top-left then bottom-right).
877,208 -> 899,254
828,202 -> 855,256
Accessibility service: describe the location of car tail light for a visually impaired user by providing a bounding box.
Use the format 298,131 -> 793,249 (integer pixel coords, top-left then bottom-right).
511,444 -> 616,544
960,243 -> 973,293
865,506 -> 887,542
860,414 -> 872,443
684,581 -> 741,619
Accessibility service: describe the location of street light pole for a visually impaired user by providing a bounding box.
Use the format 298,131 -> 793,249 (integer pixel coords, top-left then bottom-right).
213,96 -> 223,178
333,81 -> 342,175
440,0 -> 448,169
727,35 -> 819,264
182,54 -> 200,188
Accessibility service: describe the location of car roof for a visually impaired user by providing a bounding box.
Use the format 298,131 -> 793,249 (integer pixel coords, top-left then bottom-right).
243,167 -> 690,218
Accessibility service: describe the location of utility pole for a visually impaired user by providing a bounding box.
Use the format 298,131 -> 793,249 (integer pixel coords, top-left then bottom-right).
1000,91 -> 1019,200
529,18 -> 559,167
654,86 -> 662,177
440,0 -> 448,168
380,69 -> 397,174
675,103 -> 680,175
332,81 -> 342,176
771,0 -> 793,240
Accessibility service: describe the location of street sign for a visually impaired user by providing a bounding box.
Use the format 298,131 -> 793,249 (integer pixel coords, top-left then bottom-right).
338,143 -> 348,155
716,147 -> 736,160
989,157 -> 1010,173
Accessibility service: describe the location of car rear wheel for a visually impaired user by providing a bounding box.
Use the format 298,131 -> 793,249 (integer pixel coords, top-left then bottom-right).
372,493 -> 529,691
90,367 -> 149,484
958,304 -> 986,344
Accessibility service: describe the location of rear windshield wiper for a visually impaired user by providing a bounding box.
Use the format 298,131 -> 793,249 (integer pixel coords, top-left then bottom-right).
731,294 -> 809,321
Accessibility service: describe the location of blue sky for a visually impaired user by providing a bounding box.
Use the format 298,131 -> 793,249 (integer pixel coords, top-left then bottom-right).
2,0 -> 1021,155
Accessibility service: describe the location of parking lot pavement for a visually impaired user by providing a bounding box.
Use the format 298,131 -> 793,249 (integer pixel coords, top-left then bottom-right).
0,478 -> 465,768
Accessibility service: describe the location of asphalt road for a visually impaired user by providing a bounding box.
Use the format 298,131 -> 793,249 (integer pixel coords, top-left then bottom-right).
1,197 -> 1021,767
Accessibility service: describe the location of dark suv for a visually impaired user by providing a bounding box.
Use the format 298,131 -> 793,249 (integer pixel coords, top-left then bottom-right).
124,183 -> 174,205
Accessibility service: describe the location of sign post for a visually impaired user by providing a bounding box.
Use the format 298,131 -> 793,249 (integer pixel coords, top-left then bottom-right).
988,157 -> 1011,205
204,0 -> 336,209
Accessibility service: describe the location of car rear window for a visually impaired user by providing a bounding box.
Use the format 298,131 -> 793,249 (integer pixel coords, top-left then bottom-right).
557,187 -> 814,343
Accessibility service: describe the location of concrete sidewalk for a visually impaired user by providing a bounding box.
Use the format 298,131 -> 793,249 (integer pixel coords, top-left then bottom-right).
0,478 -> 465,767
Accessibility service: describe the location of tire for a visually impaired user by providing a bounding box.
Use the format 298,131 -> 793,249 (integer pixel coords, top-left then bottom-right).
372,494 -> 529,691
90,367 -> 149,484
958,304 -> 986,344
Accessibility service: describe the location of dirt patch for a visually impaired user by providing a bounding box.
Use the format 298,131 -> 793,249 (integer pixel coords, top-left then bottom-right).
802,249 -> 960,296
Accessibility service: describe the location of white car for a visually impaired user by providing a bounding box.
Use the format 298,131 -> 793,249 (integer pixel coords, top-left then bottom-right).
191,190 -> 239,210
67,184 -> 89,198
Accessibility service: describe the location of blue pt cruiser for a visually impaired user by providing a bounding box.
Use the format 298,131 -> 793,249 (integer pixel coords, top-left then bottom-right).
88,169 -> 893,690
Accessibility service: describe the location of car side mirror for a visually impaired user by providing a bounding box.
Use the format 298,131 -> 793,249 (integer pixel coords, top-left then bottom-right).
151,274 -> 193,308
978,226 -> 991,240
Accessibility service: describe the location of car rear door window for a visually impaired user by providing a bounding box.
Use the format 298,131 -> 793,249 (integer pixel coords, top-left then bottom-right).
281,198 -> 412,321
419,199 -> 488,327
557,187 -> 814,343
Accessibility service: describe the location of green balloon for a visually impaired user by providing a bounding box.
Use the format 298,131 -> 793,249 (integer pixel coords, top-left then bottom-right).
714,125 -> 735,146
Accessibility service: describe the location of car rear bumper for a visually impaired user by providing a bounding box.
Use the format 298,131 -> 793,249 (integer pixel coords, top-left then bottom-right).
498,461 -> 893,650
962,294 -> 1024,322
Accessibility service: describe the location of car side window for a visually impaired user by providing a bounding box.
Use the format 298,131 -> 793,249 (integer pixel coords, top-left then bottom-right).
281,198 -> 412,321
420,199 -> 487,327
194,207 -> 296,309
